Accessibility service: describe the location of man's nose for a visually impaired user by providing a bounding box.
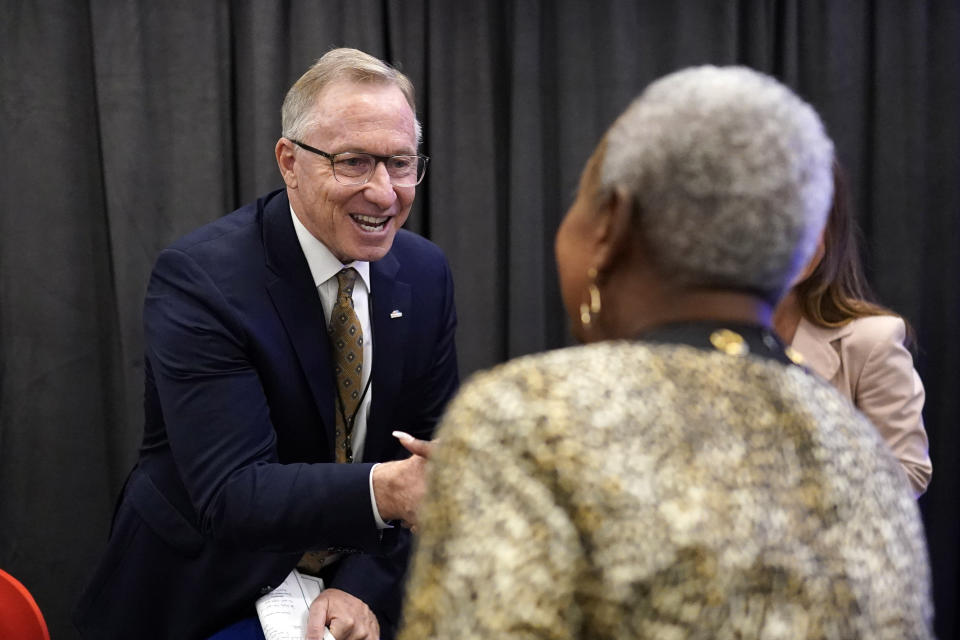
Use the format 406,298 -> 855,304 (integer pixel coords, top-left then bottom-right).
363,162 -> 398,208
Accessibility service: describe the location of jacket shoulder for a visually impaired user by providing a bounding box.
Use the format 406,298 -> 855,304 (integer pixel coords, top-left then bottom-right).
386,229 -> 451,276
391,228 -> 446,258
165,189 -> 286,256
843,315 -> 907,346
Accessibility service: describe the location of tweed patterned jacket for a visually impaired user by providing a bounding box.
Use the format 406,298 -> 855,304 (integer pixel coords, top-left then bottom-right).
399,339 -> 933,640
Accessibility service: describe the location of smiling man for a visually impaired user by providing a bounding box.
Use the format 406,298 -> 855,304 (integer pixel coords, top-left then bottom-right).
74,49 -> 459,640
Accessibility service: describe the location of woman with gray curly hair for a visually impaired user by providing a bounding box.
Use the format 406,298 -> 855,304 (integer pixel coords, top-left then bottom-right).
397,66 -> 933,639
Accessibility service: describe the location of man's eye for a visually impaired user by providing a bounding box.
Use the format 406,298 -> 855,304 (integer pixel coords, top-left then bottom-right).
339,156 -> 371,168
389,157 -> 414,171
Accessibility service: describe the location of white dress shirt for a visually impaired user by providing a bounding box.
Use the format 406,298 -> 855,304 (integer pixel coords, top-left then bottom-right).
291,206 -> 389,528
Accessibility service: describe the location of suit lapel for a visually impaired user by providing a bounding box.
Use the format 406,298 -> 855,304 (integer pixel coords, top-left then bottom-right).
262,191 -> 336,449
366,252 -> 410,460
792,317 -> 852,384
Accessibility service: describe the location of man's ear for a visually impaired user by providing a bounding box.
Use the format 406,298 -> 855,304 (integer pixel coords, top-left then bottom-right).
594,187 -> 635,273
275,138 -> 298,188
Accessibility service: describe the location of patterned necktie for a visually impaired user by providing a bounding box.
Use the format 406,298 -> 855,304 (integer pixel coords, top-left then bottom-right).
330,268 -> 364,463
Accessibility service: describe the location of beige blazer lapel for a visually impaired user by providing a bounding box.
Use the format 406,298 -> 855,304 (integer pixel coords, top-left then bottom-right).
791,317 -> 855,399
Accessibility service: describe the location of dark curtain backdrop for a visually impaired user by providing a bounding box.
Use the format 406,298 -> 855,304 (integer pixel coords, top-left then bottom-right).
2,1 -> 957,637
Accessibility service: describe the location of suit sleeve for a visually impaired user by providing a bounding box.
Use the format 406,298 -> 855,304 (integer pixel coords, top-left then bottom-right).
407,249 -> 460,436
852,317 -> 932,496
146,247 -> 381,552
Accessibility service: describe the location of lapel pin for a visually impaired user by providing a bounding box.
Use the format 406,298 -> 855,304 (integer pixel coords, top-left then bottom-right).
390,310 -> 403,319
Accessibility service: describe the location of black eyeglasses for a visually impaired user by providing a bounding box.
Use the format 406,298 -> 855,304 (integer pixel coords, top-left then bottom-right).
289,139 -> 429,187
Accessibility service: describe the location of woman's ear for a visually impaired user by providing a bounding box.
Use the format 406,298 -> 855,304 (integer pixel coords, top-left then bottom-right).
593,187 -> 635,274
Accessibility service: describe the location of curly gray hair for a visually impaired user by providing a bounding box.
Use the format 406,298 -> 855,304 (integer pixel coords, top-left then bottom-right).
601,65 -> 834,302
281,47 -> 422,144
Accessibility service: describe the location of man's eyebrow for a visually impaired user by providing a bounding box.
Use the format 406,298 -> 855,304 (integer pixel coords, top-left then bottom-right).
331,147 -> 418,157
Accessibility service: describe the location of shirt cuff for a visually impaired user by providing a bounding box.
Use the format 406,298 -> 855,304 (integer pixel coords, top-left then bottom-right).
369,463 -> 392,530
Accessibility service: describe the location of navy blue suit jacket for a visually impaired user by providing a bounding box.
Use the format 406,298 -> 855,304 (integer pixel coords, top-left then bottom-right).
74,189 -> 459,639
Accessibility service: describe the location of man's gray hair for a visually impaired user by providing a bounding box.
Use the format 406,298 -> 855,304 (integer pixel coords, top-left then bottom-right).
601,65 -> 834,302
281,47 -> 422,144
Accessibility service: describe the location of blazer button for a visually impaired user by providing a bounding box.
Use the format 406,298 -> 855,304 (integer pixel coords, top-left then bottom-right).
260,585 -> 273,594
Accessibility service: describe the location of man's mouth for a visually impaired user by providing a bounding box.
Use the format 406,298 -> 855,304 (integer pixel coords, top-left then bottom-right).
350,214 -> 389,232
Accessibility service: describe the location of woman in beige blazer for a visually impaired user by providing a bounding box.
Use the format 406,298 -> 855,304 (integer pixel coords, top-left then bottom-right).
775,163 -> 932,496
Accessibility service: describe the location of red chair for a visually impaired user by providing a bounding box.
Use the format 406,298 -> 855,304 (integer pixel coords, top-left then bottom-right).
0,568 -> 50,640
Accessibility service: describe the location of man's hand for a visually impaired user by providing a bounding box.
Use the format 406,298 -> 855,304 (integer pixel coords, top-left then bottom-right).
306,588 -> 379,640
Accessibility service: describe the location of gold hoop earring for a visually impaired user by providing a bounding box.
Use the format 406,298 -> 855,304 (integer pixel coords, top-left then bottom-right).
579,267 -> 602,328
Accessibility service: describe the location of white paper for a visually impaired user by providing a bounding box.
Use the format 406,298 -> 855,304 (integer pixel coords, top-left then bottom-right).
255,570 -> 336,640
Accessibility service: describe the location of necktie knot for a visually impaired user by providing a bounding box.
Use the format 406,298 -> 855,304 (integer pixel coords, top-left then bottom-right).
336,268 -> 358,306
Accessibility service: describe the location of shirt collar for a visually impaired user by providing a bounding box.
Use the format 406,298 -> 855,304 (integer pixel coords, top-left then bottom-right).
290,205 -> 371,291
